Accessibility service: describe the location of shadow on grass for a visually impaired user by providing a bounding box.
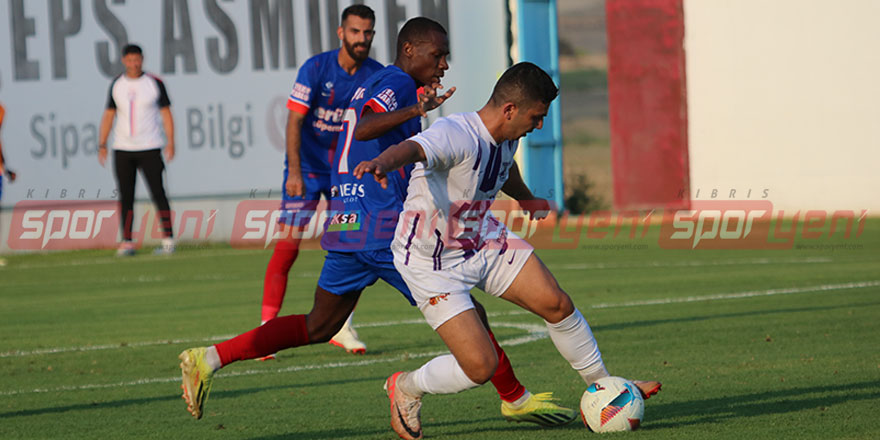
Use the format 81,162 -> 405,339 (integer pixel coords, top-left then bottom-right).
5,299 -> 878,437
259,379 -> 880,439
245,413 -> 572,440
592,299 -> 880,334
644,379 -> 880,430
247,380 -> 880,438
0,374 -> 381,420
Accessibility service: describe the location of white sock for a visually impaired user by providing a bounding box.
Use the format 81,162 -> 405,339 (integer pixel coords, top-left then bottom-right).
340,312 -> 355,334
205,346 -> 222,372
405,354 -> 480,397
577,363 -> 610,384
545,308 -> 608,384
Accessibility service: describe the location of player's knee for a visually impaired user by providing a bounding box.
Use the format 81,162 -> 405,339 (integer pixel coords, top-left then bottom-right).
540,289 -> 575,323
462,351 -> 498,384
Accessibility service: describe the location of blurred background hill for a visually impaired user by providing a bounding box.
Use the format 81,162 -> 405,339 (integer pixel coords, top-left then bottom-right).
557,0 -> 610,212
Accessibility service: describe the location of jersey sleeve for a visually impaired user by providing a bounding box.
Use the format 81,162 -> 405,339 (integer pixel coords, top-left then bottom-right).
362,73 -> 413,115
105,77 -> 118,109
287,58 -> 318,115
153,76 -> 171,108
410,117 -> 469,170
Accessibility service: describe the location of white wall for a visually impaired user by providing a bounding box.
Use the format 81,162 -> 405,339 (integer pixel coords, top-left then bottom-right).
684,0 -> 880,212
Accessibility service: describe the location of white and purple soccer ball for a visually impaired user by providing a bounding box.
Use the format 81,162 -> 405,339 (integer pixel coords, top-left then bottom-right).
580,376 -> 645,432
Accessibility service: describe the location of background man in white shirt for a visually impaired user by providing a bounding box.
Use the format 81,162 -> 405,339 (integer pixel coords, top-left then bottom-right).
98,44 -> 176,256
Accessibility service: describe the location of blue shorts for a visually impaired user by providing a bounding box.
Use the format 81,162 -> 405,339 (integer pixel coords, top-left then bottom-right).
317,249 -> 416,306
280,170 -> 330,226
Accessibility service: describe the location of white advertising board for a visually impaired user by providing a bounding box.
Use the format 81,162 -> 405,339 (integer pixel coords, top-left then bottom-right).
0,0 -> 509,209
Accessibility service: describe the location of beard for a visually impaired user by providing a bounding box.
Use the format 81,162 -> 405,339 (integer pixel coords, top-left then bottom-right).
343,40 -> 371,62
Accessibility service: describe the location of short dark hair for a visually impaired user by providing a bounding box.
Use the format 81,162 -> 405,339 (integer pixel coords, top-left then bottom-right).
396,17 -> 447,57
122,44 -> 142,56
490,62 -> 558,107
342,4 -> 375,23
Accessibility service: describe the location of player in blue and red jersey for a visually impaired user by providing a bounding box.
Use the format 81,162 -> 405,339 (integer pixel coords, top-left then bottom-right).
179,18 -> 577,430
318,61 -> 423,252
260,4 -> 383,356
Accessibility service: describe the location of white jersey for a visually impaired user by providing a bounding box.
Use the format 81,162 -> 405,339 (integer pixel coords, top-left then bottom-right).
106,73 -> 171,151
393,112 -> 518,270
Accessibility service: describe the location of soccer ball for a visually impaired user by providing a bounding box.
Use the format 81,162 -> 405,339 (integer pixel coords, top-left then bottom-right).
580,376 -> 645,432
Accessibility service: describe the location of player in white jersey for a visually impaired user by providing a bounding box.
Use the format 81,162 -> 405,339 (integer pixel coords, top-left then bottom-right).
355,62 -> 661,440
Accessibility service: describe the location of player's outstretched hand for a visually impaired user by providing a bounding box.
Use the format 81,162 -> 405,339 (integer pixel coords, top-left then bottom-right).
98,147 -> 108,167
519,198 -> 552,221
418,83 -> 456,116
353,160 -> 389,189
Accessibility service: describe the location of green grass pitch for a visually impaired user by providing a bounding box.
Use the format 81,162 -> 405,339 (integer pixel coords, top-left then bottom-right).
2,219 -> 878,439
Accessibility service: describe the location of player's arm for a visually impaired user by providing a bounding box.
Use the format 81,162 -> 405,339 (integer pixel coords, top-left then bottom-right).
353,139 -> 426,189
354,83 -> 455,141
0,103 -> 5,175
285,109 -> 307,197
160,106 -> 175,162
354,105 -> 421,141
98,108 -> 116,167
502,162 -> 551,220
154,78 -> 175,162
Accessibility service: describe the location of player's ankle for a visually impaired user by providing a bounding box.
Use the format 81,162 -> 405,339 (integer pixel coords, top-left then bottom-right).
507,390 -> 532,408
397,371 -> 424,398
577,363 -> 610,384
205,346 -> 222,372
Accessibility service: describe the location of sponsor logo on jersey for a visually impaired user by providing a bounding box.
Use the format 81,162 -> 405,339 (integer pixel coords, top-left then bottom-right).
326,212 -> 361,232
290,83 -> 311,102
427,293 -> 450,306
375,88 -> 398,111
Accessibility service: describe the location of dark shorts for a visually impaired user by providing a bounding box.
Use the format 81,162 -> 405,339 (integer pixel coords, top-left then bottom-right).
317,249 -> 416,306
279,170 -> 330,227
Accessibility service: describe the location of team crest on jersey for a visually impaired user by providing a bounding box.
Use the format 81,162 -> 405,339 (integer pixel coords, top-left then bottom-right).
321,81 -> 335,104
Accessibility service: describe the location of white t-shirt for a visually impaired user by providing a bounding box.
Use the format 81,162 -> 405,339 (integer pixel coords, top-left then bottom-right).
106,73 -> 171,151
393,112 -> 519,269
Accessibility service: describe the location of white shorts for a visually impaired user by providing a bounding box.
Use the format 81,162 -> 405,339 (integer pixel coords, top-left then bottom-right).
393,232 -> 533,330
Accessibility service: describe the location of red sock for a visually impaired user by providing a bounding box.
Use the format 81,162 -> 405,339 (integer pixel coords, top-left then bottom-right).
488,330 -> 526,402
261,239 -> 300,322
215,314 -> 309,366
